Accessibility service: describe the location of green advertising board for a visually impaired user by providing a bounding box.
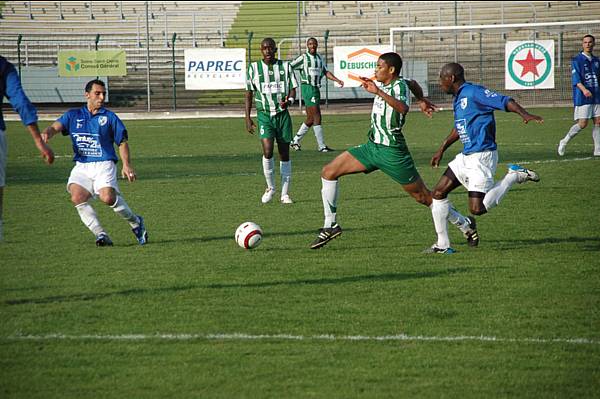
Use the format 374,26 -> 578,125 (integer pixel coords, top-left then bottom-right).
58,50 -> 126,77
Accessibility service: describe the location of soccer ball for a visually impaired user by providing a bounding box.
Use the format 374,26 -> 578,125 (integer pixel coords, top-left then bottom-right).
235,222 -> 263,249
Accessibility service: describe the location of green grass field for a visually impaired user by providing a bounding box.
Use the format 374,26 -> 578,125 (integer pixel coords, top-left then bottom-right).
1,107 -> 599,398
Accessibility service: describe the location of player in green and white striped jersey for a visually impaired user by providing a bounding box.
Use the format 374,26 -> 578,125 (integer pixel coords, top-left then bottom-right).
310,52 -> 476,250
245,38 -> 298,204
289,37 -> 344,152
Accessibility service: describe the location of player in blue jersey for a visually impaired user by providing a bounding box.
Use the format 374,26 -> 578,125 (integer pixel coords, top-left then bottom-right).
425,63 -> 543,253
558,34 -> 600,157
42,79 -> 147,247
0,56 -> 55,242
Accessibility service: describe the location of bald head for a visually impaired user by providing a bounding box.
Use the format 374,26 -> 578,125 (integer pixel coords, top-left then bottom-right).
440,63 -> 464,80
439,63 -> 465,95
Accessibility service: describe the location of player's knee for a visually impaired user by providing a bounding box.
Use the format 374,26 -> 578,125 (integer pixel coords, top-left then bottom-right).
70,194 -> 88,205
98,191 -> 116,205
470,205 -> 487,215
578,120 -> 589,129
321,163 -> 337,180
431,188 -> 447,200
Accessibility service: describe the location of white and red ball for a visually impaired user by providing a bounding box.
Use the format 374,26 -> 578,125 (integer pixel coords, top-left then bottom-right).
235,222 -> 263,249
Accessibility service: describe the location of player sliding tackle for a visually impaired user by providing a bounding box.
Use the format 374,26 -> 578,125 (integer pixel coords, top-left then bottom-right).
310,52 -> 477,250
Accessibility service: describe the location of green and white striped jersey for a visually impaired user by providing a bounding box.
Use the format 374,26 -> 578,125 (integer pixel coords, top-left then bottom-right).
246,59 -> 298,116
290,52 -> 327,87
368,77 -> 409,147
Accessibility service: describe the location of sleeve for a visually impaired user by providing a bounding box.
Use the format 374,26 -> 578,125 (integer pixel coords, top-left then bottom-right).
4,66 -> 38,126
289,63 -> 298,89
245,64 -> 254,91
112,114 -> 128,145
472,86 -> 510,111
290,54 -> 304,70
56,111 -> 71,135
394,80 -> 408,103
571,57 -> 582,86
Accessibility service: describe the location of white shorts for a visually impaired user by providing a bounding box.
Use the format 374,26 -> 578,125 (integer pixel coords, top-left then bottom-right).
67,160 -> 120,197
448,150 -> 498,193
0,129 -> 6,187
574,104 -> 600,120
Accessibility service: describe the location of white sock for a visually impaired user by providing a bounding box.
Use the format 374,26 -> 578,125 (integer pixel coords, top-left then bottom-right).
593,126 -> 600,153
447,203 -> 470,234
321,178 -> 339,228
262,156 -> 275,190
431,198 -> 451,249
293,123 -> 310,144
75,202 -> 105,236
483,173 -> 519,211
314,125 -> 326,149
111,195 -> 140,228
280,160 -> 291,197
563,123 -> 582,142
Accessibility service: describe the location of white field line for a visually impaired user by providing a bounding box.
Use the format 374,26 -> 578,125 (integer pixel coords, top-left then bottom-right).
5,333 -> 599,345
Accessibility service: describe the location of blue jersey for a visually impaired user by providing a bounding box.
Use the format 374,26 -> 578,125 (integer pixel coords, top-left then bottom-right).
0,56 -> 38,131
57,106 -> 127,163
571,52 -> 600,106
452,82 -> 511,155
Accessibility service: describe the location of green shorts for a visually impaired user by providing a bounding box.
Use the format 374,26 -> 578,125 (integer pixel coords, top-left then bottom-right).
348,139 -> 420,185
257,110 -> 293,142
301,84 -> 321,107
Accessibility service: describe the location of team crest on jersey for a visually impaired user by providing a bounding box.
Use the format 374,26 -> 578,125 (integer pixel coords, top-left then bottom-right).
98,116 -> 108,126
460,98 -> 468,109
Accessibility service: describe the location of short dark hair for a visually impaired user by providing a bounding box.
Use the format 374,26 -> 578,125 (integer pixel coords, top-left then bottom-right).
261,37 -> 276,48
307,37 -> 318,45
379,52 -> 402,76
583,34 -> 595,42
85,79 -> 105,93
441,63 -> 465,80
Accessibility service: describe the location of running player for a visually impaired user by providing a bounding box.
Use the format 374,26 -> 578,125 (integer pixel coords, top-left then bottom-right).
245,37 -> 298,204
289,37 -> 344,152
427,63 -> 543,253
42,79 -> 147,247
311,53 -> 476,250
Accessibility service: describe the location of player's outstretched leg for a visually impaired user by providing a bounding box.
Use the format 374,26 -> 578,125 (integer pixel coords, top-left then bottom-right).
507,164 -> 540,183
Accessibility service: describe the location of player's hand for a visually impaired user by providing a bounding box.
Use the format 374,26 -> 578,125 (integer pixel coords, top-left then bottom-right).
359,77 -> 379,95
583,88 -> 593,98
121,166 -> 137,182
246,118 -> 256,135
337,80 -> 345,88
431,150 -> 444,168
522,114 -> 544,124
279,97 -> 289,110
38,142 -> 55,164
418,98 -> 437,118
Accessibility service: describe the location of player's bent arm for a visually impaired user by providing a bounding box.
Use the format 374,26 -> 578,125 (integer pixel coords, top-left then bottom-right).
576,82 -> 593,97
379,89 -> 409,114
431,128 -> 459,167
406,79 -> 436,115
41,121 -> 64,142
505,100 -> 544,124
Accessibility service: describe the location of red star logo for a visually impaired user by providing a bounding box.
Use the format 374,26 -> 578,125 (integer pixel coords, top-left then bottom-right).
515,50 -> 544,78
